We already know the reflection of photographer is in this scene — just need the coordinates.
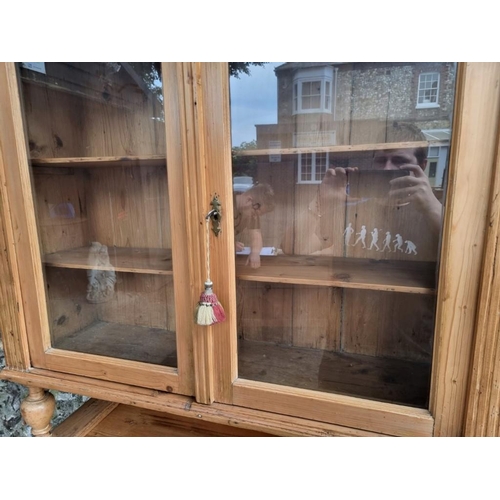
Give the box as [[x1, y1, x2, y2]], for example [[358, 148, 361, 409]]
[[234, 182, 275, 268], [282, 124, 443, 256], [372, 148, 442, 236]]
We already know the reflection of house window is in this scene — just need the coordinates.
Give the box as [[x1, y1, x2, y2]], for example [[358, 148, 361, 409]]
[[293, 67, 334, 115], [425, 145, 448, 188], [417, 72, 440, 108], [422, 130, 450, 189], [427, 147, 439, 179], [298, 153, 328, 183]]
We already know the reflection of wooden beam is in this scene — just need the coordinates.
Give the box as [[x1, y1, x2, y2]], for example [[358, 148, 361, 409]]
[[120, 62, 152, 96], [21, 75, 133, 110], [120, 62, 163, 108]]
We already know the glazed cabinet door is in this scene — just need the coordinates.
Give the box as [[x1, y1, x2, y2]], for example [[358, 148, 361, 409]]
[[208, 62, 500, 436], [1, 62, 195, 395], [3, 62, 499, 435]]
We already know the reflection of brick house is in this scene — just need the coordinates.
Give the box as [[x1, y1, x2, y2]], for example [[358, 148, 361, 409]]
[[238, 62, 456, 253], [256, 62, 456, 188]]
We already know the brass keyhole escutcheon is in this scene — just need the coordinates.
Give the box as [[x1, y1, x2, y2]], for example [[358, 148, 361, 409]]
[[206, 194, 222, 237]]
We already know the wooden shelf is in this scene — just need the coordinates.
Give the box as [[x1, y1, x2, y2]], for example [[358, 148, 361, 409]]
[[238, 340, 431, 408], [31, 155, 166, 168], [54, 401, 273, 437], [234, 140, 435, 157], [28, 140, 435, 166], [54, 321, 177, 367], [236, 255, 436, 294], [43, 246, 172, 275], [44, 247, 434, 293], [52, 320, 430, 408]]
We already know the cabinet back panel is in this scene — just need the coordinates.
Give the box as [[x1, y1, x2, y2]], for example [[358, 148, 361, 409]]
[[45, 267, 98, 343], [34, 170, 90, 254], [97, 273, 175, 331], [342, 289, 435, 362], [86, 166, 171, 249], [237, 282, 432, 362], [237, 281, 294, 344], [45, 268, 176, 362], [20, 63, 166, 158], [237, 282, 342, 352]]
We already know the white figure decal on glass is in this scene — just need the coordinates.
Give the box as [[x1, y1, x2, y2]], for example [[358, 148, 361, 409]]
[[369, 228, 380, 251], [354, 225, 367, 248], [380, 231, 392, 252], [405, 240, 418, 255], [393, 233, 404, 252], [343, 222, 355, 246]]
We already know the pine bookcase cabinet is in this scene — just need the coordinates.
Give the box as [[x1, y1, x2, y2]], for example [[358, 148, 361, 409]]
[[1, 62, 500, 437]]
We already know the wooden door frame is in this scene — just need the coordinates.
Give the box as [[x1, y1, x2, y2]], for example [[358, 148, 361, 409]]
[[0, 62, 193, 396], [430, 63, 500, 436], [464, 88, 500, 437], [210, 62, 500, 436]]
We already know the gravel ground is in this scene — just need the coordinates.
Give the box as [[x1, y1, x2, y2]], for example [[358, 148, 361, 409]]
[[0, 338, 89, 437]]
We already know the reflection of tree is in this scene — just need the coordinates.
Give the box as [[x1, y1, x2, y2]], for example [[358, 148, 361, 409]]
[[124, 62, 267, 126], [129, 62, 265, 103], [131, 62, 265, 92], [129, 62, 163, 102], [229, 63, 266, 78], [232, 140, 258, 177]]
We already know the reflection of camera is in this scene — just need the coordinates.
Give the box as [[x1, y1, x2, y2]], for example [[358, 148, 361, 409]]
[[347, 170, 409, 198]]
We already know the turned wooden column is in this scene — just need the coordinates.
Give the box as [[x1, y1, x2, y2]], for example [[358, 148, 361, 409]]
[[20, 387, 56, 437]]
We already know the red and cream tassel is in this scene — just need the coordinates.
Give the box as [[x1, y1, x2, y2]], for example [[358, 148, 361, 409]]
[[196, 280, 226, 325], [195, 212, 226, 326]]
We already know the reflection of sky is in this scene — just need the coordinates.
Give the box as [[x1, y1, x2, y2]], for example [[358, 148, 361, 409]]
[[230, 62, 284, 147]]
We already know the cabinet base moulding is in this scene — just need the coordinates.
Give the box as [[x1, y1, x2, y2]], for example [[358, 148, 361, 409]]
[[0, 367, 388, 437]]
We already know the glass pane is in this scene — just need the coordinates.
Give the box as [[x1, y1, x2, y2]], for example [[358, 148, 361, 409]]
[[230, 62, 457, 408], [18, 62, 177, 367]]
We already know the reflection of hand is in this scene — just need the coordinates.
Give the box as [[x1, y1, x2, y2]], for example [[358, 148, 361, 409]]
[[389, 164, 443, 236], [319, 167, 358, 208], [235, 241, 245, 252], [246, 253, 261, 269], [389, 165, 440, 213]]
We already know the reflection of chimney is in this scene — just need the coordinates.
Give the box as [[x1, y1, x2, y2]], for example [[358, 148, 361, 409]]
[[384, 91, 391, 143], [333, 67, 338, 121]]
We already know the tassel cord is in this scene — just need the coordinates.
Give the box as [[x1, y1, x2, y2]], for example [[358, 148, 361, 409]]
[[205, 216, 211, 284]]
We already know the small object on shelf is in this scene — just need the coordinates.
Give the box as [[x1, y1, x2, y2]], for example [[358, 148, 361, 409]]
[[86, 241, 116, 304], [236, 246, 277, 256], [233, 176, 253, 193]]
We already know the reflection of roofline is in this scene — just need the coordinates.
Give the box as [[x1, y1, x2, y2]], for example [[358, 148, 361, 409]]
[[274, 62, 428, 73], [422, 129, 451, 142], [274, 62, 342, 72]]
